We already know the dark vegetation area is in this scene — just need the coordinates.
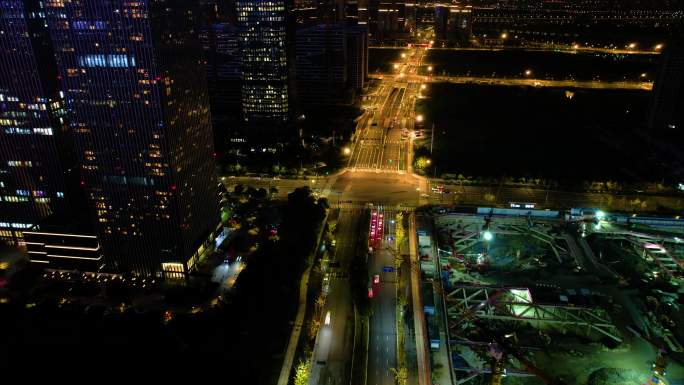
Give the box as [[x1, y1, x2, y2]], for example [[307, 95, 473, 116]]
[[0, 187, 327, 384]]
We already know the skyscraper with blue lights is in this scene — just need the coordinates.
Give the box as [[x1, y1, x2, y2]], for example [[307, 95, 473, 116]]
[[0, 0, 70, 246], [43, 0, 219, 277]]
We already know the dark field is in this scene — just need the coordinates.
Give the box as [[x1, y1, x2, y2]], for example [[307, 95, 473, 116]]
[[415, 83, 671, 184], [370, 48, 658, 82]]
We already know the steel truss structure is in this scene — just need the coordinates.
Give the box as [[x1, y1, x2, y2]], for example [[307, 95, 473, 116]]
[[445, 285, 622, 343]]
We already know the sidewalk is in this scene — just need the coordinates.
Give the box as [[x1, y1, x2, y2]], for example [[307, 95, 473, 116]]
[[276, 266, 311, 385]]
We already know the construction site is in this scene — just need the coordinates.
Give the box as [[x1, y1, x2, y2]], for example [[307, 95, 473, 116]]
[[417, 207, 684, 385]]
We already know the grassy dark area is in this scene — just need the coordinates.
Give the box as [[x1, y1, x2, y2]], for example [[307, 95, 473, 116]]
[[217, 105, 360, 177], [0, 188, 327, 383], [415, 83, 675, 185], [423, 49, 658, 81], [369, 48, 407, 74]]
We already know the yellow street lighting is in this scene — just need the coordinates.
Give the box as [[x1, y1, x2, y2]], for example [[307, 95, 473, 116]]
[[401, 53, 406, 58], [640, 73, 648, 78], [628, 42, 637, 49], [416, 115, 423, 122], [427, 66, 433, 72], [501, 32, 508, 39], [343, 147, 351, 155], [393, 63, 399, 69], [429, 40, 434, 45], [573, 43, 580, 49], [426, 159, 431, 165], [420, 84, 427, 90], [655, 43, 664, 51], [525, 69, 532, 76]]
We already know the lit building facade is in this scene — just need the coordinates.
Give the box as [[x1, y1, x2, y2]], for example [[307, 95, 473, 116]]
[[44, 0, 219, 277], [0, 0, 70, 245], [236, 0, 289, 124]]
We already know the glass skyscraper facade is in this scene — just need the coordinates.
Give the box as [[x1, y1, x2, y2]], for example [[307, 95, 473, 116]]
[[43, 0, 219, 277], [0, 1, 69, 245], [237, 0, 289, 123]]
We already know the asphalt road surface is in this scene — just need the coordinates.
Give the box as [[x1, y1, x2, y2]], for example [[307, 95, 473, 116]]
[[309, 209, 363, 385], [368, 208, 399, 385], [349, 47, 426, 172]]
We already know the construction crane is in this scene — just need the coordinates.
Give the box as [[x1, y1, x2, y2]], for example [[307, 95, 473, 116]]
[[451, 289, 565, 385]]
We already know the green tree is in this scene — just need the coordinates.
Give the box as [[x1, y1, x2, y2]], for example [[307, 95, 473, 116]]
[[294, 359, 310, 385]]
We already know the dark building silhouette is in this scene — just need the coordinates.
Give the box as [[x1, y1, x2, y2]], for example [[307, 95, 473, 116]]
[[435, 4, 472, 46], [44, 0, 219, 277], [648, 40, 684, 137], [200, 22, 242, 114]]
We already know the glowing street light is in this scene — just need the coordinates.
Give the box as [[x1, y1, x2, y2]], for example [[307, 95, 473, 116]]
[[401, 53, 406, 58], [416, 114, 423, 122], [500, 32, 508, 39], [426, 159, 431, 165], [427, 66, 433, 72], [655, 43, 664, 51], [573, 43, 580, 49], [420, 84, 427, 90], [628, 42, 637, 49], [525, 69, 533, 76], [393, 63, 399, 69], [483, 230, 493, 241], [343, 147, 351, 155], [640, 73, 648, 78]]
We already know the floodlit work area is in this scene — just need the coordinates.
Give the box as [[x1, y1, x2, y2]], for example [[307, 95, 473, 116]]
[[418, 207, 684, 385]]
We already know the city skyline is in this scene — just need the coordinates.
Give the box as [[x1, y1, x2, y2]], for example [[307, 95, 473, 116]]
[[0, 0, 683, 383]]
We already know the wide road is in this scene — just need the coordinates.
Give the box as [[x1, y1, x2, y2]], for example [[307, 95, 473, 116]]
[[349, 46, 426, 172], [368, 208, 399, 385], [309, 209, 363, 385], [369, 73, 653, 91], [371, 44, 662, 56]]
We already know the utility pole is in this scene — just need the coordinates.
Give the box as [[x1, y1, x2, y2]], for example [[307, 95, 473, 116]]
[[430, 123, 435, 154]]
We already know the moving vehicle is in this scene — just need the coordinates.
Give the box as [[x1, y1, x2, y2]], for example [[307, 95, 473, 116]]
[[373, 274, 380, 284], [324, 311, 331, 325]]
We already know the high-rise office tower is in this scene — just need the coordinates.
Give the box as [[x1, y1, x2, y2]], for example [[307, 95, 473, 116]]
[[44, 0, 219, 277], [0, 1, 70, 245], [200, 22, 242, 114], [295, 24, 367, 106], [346, 25, 368, 91], [648, 40, 684, 136], [296, 24, 349, 105], [237, 0, 289, 124]]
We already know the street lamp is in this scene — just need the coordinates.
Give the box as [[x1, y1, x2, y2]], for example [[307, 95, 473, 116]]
[[500, 32, 508, 40], [401, 53, 406, 58], [483, 230, 493, 241], [427, 66, 433, 72], [628, 42, 637, 49], [420, 84, 427, 90], [524, 69, 532, 76], [640, 73, 648, 79], [343, 147, 351, 155], [394, 63, 399, 69], [573, 43, 580, 49], [655, 43, 664, 51], [416, 114, 423, 122], [426, 159, 431, 165]]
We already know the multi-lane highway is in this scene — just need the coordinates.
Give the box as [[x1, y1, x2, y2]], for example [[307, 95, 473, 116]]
[[369, 73, 653, 91], [348, 47, 426, 172], [309, 210, 363, 385], [368, 208, 399, 385]]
